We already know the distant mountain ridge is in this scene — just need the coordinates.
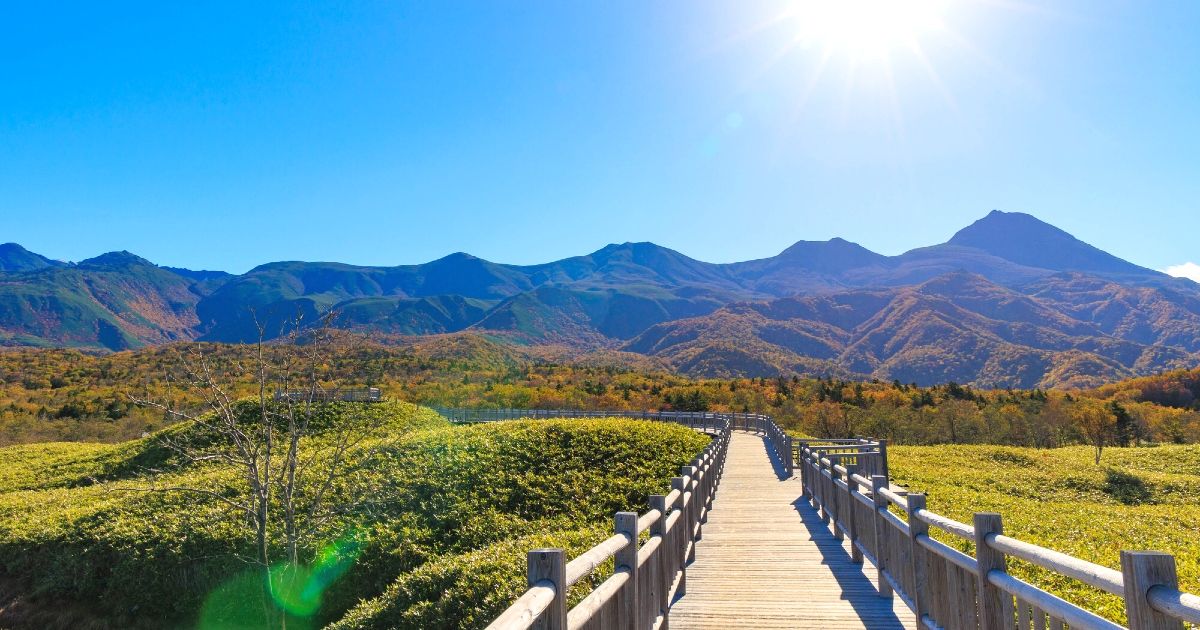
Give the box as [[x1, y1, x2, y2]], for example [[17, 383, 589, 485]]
[[1, 211, 1196, 387], [0, 243, 64, 273]]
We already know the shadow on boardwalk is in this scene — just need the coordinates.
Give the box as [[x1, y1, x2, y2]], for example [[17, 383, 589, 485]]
[[762, 432, 792, 480], [669, 433, 914, 629], [774, 436, 911, 629]]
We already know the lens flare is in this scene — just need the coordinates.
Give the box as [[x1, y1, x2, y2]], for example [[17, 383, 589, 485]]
[[198, 534, 363, 629]]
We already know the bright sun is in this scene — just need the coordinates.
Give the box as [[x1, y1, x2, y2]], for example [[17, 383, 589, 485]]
[[786, 0, 948, 59]]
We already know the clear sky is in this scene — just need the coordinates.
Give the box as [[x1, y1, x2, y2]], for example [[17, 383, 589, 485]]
[[1, 1, 1197, 276]]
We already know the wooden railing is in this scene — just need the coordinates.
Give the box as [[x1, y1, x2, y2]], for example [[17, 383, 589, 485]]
[[484, 412, 732, 630], [434, 408, 733, 433], [434, 408, 793, 475], [798, 441, 1200, 630], [273, 387, 381, 403]]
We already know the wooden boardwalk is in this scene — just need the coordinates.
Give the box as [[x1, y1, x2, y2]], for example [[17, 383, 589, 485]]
[[669, 432, 916, 629], [483, 411, 1200, 630]]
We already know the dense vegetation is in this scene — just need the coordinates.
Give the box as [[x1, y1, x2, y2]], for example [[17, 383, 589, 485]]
[[0, 404, 709, 629], [3, 340, 1200, 627], [890, 443, 1200, 623], [3, 343, 1199, 450]]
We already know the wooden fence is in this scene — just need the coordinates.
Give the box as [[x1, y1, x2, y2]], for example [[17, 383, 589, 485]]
[[273, 387, 382, 403], [798, 440, 1200, 630], [433, 407, 792, 472], [471, 410, 740, 630]]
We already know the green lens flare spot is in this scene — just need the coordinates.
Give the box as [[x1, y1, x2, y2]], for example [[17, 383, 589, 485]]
[[268, 563, 321, 617]]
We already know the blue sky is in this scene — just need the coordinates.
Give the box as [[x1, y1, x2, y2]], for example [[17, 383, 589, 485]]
[[1, 1, 1197, 276]]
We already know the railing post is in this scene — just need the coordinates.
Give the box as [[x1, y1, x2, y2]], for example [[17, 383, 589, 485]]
[[830, 459, 843, 540], [799, 441, 810, 500], [615, 512, 639, 630], [906, 493, 929, 627], [846, 462, 862, 564], [671, 476, 687, 597], [785, 435, 794, 475], [649, 494, 668, 625], [528, 548, 566, 630], [1121, 551, 1183, 630], [821, 453, 832, 522], [871, 475, 893, 598], [878, 438, 890, 482], [974, 513, 1008, 630], [682, 465, 699, 555]]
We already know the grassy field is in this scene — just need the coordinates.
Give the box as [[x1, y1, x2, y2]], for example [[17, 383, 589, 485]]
[[0, 405, 710, 629], [890, 443, 1200, 622]]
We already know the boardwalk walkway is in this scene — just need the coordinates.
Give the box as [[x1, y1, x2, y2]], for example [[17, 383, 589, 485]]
[[669, 432, 916, 629]]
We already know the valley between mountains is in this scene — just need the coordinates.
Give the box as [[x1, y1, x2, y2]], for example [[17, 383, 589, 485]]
[[3, 210, 1198, 388]]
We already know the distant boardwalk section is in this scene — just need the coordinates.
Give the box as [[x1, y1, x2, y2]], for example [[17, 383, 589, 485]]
[[273, 387, 382, 403]]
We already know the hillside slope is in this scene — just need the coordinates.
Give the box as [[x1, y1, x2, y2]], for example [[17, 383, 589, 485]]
[[0, 211, 1196, 384], [626, 272, 1199, 388], [0, 253, 206, 350]]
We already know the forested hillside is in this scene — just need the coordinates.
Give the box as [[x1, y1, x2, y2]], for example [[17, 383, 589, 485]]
[[2, 342, 1198, 449], [2, 211, 1199, 386]]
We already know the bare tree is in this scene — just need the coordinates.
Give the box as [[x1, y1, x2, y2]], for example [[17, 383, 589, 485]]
[[125, 312, 395, 594]]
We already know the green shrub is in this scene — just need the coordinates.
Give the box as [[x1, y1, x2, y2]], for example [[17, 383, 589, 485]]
[[0, 411, 709, 629], [328, 527, 609, 630]]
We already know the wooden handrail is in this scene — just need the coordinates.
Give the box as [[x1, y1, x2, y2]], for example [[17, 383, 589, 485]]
[[797, 440, 1200, 629], [274, 387, 382, 402], [565, 533, 631, 587], [988, 571, 1125, 630], [1147, 586, 1200, 625], [489, 583, 557, 628], [485, 412, 733, 630], [988, 533, 1126, 595]]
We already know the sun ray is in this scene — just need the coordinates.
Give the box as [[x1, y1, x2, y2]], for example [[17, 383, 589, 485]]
[[700, 7, 803, 60], [902, 35, 960, 115]]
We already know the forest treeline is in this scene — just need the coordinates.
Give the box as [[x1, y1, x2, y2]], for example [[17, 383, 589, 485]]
[[1, 343, 1199, 449]]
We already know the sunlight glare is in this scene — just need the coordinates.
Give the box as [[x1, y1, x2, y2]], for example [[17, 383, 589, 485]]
[[787, 0, 948, 59]]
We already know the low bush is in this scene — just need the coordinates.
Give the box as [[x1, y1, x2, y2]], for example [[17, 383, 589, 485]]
[[0, 408, 709, 629]]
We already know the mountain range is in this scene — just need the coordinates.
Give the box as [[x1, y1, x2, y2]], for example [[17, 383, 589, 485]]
[[2, 210, 1197, 388]]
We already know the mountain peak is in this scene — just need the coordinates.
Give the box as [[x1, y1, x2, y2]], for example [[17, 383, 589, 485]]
[[592, 241, 667, 256], [0, 243, 61, 273], [438, 251, 477, 260], [78, 251, 154, 269], [587, 242, 696, 266], [949, 210, 1066, 243], [426, 252, 485, 267], [946, 210, 1154, 276], [774, 237, 887, 273]]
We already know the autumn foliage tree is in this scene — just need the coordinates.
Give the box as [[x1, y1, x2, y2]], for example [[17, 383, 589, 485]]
[[1070, 399, 1116, 464]]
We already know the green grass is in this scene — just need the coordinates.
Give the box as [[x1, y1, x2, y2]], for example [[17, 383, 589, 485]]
[[890, 444, 1200, 622], [0, 405, 710, 629]]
